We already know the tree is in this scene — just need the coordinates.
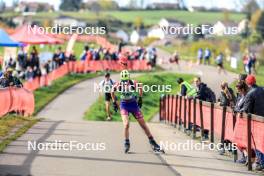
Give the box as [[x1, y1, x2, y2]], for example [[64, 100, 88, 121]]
[[98, 0, 118, 10], [255, 11, 264, 38], [60, 0, 82, 11], [134, 16, 143, 31], [129, 0, 137, 9], [242, 0, 260, 20], [251, 9, 262, 30], [0, 0, 6, 12], [223, 10, 230, 22], [90, 2, 101, 16]]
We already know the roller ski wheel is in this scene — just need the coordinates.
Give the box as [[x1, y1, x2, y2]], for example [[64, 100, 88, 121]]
[[124, 142, 130, 154], [150, 140, 165, 154]]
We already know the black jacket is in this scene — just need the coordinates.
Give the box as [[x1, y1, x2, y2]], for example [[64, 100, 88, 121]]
[[218, 87, 236, 107], [243, 85, 264, 116], [196, 83, 207, 101]]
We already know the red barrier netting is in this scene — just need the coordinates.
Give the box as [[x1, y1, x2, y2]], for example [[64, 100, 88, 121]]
[[0, 88, 34, 117], [233, 117, 264, 154], [161, 96, 264, 155], [2, 60, 151, 117]]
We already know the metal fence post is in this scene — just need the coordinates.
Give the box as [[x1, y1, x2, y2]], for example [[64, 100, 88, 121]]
[[210, 102, 214, 143], [192, 98, 197, 139], [188, 98, 191, 131], [247, 113, 252, 171], [199, 100, 204, 140], [159, 96, 162, 121], [183, 98, 187, 132], [175, 95, 178, 128], [178, 96, 182, 130], [220, 106, 227, 153]]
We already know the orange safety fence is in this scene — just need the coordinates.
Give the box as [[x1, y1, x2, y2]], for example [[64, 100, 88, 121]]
[[1, 59, 151, 117], [160, 95, 264, 155], [0, 87, 34, 116]]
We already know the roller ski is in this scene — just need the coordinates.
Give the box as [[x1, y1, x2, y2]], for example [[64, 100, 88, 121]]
[[150, 139, 165, 154], [124, 140, 130, 154]]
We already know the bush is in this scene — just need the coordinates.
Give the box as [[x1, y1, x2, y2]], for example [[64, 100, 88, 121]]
[[249, 31, 263, 44]]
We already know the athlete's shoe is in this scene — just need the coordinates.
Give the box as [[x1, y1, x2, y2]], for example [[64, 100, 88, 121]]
[[124, 140, 130, 153], [149, 139, 165, 153]]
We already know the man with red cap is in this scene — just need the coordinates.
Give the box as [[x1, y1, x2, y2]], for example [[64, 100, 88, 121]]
[[244, 74, 264, 171], [244, 74, 264, 116]]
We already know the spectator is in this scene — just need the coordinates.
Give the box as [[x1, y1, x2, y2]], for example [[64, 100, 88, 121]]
[[80, 45, 89, 61], [215, 52, 226, 74], [177, 78, 197, 97], [239, 74, 247, 82], [231, 81, 249, 161], [53, 47, 65, 67], [197, 48, 203, 65], [194, 77, 216, 103], [193, 77, 216, 140], [17, 46, 27, 70], [234, 81, 249, 113], [93, 49, 100, 60], [170, 51, 180, 65], [99, 72, 115, 121], [58, 47, 65, 65], [30, 46, 39, 68], [243, 75, 264, 171], [25, 66, 34, 81], [33, 66, 41, 78], [0, 68, 23, 88], [243, 75, 264, 116], [204, 48, 211, 65], [250, 53, 257, 74], [6, 57, 16, 70], [218, 82, 236, 107]]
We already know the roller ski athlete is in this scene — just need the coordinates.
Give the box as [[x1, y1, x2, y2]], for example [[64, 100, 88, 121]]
[[111, 70, 164, 154]]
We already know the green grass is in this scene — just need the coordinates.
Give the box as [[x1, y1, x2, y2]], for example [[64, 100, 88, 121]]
[[104, 10, 245, 26], [84, 72, 194, 122], [0, 71, 102, 152], [0, 115, 38, 152], [1, 10, 245, 26], [34, 72, 101, 114]]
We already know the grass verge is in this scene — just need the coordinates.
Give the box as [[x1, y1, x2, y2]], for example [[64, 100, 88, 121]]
[[0, 72, 102, 152], [84, 72, 194, 122], [0, 115, 39, 152]]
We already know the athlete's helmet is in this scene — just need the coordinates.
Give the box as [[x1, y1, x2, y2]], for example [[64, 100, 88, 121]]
[[120, 70, 130, 81]]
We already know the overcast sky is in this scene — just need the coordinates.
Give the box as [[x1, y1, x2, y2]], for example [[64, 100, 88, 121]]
[[1, 0, 264, 10]]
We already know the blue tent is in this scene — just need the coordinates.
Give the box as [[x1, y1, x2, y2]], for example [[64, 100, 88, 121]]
[[0, 29, 24, 47]]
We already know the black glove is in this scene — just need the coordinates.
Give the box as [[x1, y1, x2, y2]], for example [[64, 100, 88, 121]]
[[138, 97, 143, 108], [113, 101, 118, 112]]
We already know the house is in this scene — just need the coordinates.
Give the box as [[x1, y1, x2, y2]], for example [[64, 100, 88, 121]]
[[17, 2, 54, 12], [238, 19, 248, 33], [147, 26, 165, 39], [159, 18, 185, 29], [147, 2, 179, 9], [212, 21, 238, 36], [12, 16, 25, 26], [115, 30, 129, 42], [53, 16, 86, 27], [130, 29, 147, 45], [158, 18, 186, 38]]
